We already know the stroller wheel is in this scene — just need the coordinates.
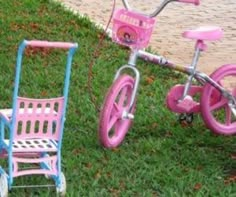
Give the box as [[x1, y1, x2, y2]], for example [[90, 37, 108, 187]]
[[0, 172, 8, 197], [56, 172, 66, 196]]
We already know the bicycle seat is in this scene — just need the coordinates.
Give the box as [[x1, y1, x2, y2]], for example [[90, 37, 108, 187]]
[[182, 26, 223, 41]]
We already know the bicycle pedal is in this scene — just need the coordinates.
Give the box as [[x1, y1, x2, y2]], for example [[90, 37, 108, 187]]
[[177, 96, 199, 113]]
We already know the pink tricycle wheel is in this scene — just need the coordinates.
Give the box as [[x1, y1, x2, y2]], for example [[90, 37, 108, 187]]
[[99, 75, 135, 148], [201, 64, 236, 135]]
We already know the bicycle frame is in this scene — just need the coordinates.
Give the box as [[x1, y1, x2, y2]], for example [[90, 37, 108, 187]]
[[114, 47, 236, 116]]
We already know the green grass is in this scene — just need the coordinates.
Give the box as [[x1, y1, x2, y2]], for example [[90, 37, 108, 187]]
[[0, 0, 235, 196]]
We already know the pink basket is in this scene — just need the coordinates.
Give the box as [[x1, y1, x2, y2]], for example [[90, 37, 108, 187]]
[[112, 9, 156, 49]]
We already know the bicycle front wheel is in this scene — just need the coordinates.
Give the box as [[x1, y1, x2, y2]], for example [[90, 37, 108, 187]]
[[99, 75, 136, 148], [201, 64, 236, 135]]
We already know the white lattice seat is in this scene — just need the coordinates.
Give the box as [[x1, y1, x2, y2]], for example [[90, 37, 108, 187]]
[[3, 139, 58, 152]]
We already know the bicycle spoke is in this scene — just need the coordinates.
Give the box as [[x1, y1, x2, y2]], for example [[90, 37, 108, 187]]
[[108, 103, 122, 131], [210, 97, 228, 111], [112, 102, 120, 113], [118, 87, 128, 107], [107, 116, 119, 132], [225, 106, 232, 126]]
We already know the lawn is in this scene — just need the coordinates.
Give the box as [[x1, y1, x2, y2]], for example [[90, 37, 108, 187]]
[[0, 0, 235, 196]]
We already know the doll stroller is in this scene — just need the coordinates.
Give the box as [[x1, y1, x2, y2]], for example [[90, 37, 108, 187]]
[[0, 40, 78, 196]]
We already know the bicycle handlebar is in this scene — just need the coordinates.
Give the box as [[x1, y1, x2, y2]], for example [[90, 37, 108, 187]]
[[24, 40, 78, 49], [177, 0, 200, 5], [122, 0, 200, 17]]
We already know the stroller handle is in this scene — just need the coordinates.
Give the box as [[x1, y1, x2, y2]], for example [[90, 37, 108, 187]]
[[24, 40, 78, 49]]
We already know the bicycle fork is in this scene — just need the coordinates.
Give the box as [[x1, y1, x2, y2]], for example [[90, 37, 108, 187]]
[[114, 50, 140, 120]]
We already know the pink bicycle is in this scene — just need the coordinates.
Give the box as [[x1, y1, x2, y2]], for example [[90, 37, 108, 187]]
[[99, 0, 236, 148]]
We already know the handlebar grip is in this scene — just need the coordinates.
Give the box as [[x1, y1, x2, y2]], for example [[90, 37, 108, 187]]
[[177, 0, 200, 5], [24, 40, 78, 49]]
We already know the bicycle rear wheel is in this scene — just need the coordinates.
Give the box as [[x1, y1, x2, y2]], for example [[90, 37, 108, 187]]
[[201, 64, 236, 135], [99, 75, 135, 148]]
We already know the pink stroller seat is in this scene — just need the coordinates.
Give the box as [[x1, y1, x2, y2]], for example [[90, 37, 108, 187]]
[[0, 97, 64, 153]]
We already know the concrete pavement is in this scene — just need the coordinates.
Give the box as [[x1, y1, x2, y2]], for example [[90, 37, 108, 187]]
[[55, 0, 236, 74]]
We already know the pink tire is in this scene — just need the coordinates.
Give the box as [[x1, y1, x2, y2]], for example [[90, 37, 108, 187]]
[[201, 64, 236, 135], [99, 75, 135, 148]]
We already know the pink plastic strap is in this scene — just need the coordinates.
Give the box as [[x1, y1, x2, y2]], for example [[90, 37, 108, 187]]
[[25, 40, 77, 49], [177, 0, 200, 5]]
